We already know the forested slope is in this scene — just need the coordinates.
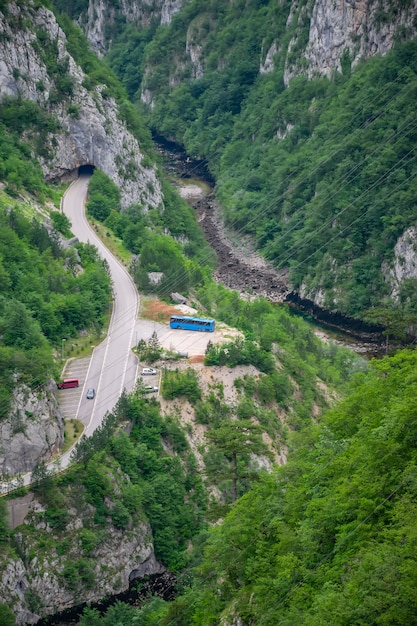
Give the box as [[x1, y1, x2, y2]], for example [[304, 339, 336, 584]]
[[1, 1, 417, 624], [102, 0, 417, 326], [174, 348, 417, 625], [0, 193, 111, 422], [71, 347, 417, 625]]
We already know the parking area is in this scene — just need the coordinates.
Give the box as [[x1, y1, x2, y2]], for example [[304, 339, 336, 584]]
[[57, 357, 91, 420], [57, 320, 239, 419], [137, 320, 237, 357]]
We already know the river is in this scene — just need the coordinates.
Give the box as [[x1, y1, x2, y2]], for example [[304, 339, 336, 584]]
[[37, 572, 176, 625], [35, 138, 385, 626], [154, 135, 386, 357]]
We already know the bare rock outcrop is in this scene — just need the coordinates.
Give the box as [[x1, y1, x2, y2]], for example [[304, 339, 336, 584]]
[[0, 1, 163, 210], [386, 225, 417, 298], [0, 382, 64, 477], [284, 0, 417, 84], [0, 501, 165, 625], [80, 0, 184, 55]]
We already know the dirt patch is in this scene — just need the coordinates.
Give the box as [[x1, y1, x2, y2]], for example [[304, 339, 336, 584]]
[[189, 355, 205, 363], [158, 361, 288, 472], [141, 298, 183, 322]]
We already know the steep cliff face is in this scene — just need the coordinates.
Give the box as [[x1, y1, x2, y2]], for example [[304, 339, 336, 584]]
[[138, 0, 417, 99], [1, 494, 164, 625], [80, 0, 185, 55], [313, 0, 417, 72], [282, 0, 417, 84], [387, 226, 417, 298], [0, 382, 64, 478], [0, 1, 163, 210]]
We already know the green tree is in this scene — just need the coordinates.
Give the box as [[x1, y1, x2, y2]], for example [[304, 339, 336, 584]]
[[0, 498, 9, 542], [161, 368, 201, 403], [137, 234, 189, 295], [78, 607, 101, 626], [88, 169, 121, 208], [147, 331, 162, 362], [0, 604, 16, 626], [111, 501, 131, 529], [50, 211, 72, 237], [365, 304, 416, 352], [87, 193, 113, 222], [0, 300, 47, 350], [206, 419, 269, 503], [31, 461, 54, 495]]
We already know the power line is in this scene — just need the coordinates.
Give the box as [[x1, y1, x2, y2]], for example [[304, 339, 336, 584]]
[[148, 75, 417, 300]]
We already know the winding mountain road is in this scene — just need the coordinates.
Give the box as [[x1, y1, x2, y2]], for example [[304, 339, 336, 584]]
[[55, 176, 140, 470]]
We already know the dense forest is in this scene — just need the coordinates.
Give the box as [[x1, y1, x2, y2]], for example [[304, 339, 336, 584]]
[[1, 0, 417, 624], [0, 192, 112, 421], [68, 347, 417, 625], [103, 0, 417, 326]]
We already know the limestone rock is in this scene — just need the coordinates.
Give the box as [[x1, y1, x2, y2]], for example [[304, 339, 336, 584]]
[[78, 0, 185, 55], [0, 1, 163, 210], [284, 0, 417, 84], [386, 225, 417, 298], [0, 382, 64, 476], [0, 506, 165, 625]]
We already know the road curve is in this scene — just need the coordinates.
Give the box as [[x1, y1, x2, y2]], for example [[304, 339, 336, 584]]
[[57, 176, 139, 465], [15, 176, 139, 486]]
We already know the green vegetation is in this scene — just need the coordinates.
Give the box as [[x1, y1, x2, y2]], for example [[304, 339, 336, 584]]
[[136, 332, 163, 363], [200, 288, 366, 395], [54, 11, 155, 153], [166, 348, 417, 624], [205, 336, 275, 373], [0, 98, 57, 197], [161, 367, 201, 403], [32, 27, 74, 103], [0, 604, 16, 626], [50, 211, 72, 238], [206, 418, 270, 504], [10, 392, 207, 577], [0, 499, 9, 544], [106, 22, 159, 100], [2, 3, 417, 624], [86, 169, 121, 221], [72, 346, 417, 625], [105, 0, 417, 322], [0, 198, 111, 418], [86, 168, 215, 295]]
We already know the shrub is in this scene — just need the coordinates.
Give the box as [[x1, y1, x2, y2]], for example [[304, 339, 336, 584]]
[[161, 368, 201, 403]]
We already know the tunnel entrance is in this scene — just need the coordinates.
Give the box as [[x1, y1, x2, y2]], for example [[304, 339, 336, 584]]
[[78, 164, 95, 176]]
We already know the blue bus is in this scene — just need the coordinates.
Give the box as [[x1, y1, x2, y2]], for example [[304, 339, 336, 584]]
[[170, 315, 215, 332]]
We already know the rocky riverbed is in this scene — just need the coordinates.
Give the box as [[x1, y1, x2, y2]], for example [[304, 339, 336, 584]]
[[194, 193, 291, 303], [175, 181, 386, 356], [155, 136, 386, 354]]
